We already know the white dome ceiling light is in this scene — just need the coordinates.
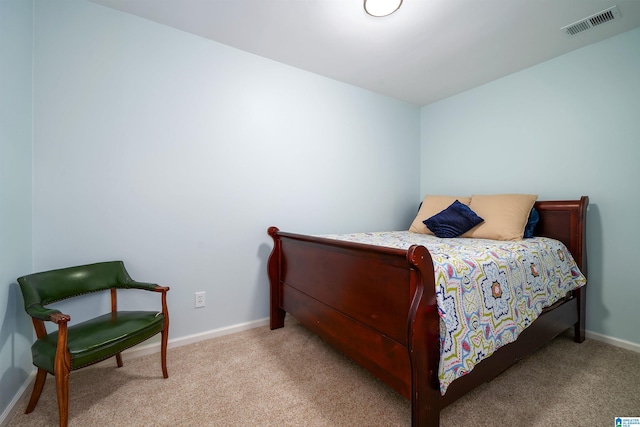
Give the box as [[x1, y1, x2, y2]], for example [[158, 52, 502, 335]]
[[364, 0, 403, 17]]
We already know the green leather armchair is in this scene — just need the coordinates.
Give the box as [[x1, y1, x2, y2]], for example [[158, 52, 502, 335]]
[[18, 261, 170, 427]]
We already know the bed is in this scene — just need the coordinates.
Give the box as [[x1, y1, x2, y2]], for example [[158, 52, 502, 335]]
[[267, 196, 588, 426]]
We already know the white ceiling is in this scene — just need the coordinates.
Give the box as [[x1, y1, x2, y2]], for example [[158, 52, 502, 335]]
[[88, 0, 640, 106]]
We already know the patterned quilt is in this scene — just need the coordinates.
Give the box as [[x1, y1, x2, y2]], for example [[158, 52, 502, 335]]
[[319, 231, 587, 395]]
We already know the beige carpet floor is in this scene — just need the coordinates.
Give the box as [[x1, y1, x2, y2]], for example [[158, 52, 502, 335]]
[[7, 319, 640, 426]]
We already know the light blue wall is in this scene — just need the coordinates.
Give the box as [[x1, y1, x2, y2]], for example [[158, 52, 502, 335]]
[[32, 0, 420, 338], [420, 28, 640, 345], [0, 0, 35, 417]]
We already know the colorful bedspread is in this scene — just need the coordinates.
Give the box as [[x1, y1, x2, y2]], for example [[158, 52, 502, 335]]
[[319, 231, 587, 395]]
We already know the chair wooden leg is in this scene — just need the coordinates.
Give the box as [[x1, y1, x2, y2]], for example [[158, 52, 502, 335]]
[[54, 321, 71, 427], [25, 368, 48, 414], [115, 352, 123, 367], [55, 368, 70, 427], [161, 328, 169, 378]]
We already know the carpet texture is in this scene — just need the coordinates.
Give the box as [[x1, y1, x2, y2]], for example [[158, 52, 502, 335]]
[[7, 319, 640, 426]]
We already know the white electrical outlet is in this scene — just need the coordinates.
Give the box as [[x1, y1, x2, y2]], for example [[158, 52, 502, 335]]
[[195, 291, 206, 308]]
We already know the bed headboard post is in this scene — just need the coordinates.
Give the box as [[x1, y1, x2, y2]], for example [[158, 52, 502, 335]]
[[534, 196, 589, 277]]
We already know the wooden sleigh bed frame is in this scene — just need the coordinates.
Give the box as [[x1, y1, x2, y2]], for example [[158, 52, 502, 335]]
[[267, 196, 588, 426]]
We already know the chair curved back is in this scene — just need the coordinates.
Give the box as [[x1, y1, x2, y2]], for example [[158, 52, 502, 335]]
[[19, 261, 132, 308]]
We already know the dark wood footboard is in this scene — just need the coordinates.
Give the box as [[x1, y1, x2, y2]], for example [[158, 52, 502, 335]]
[[267, 196, 588, 426], [267, 227, 441, 424]]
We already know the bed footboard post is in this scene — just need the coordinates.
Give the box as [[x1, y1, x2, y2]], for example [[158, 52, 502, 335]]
[[268, 227, 286, 329], [407, 246, 441, 427]]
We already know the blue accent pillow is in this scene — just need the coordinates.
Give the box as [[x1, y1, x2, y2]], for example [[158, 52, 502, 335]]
[[423, 200, 484, 238], [524, 207, 539, 238]]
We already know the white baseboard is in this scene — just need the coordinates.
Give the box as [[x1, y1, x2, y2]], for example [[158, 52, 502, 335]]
[[585, 330, 640, 353], [0, 317, 269, 427], [0, 370, 36, 427], [112, 317, 270, 362]]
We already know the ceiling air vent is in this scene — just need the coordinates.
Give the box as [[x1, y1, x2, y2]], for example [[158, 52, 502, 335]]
[[562, 5, 621, 36]]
